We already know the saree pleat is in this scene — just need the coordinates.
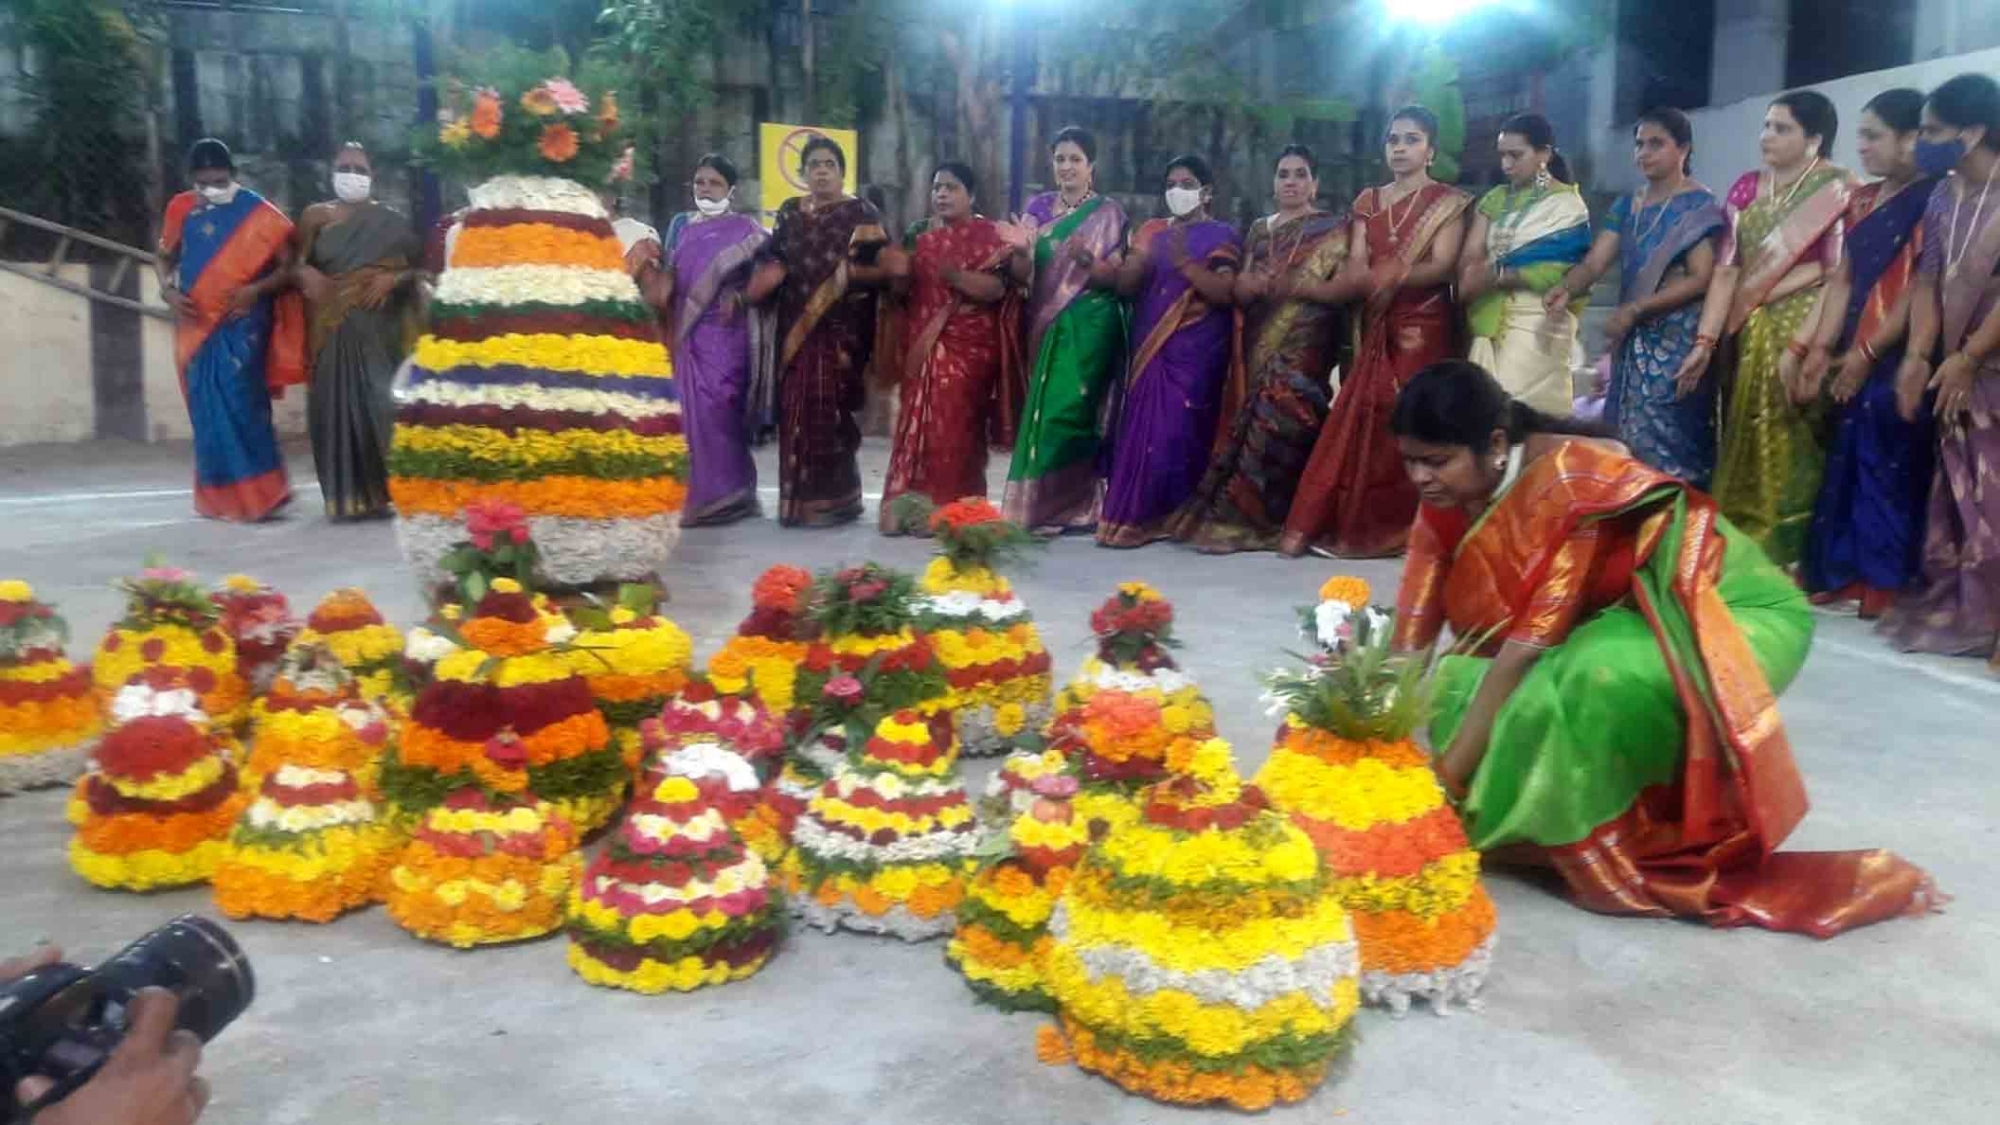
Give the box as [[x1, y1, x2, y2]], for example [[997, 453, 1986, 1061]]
[[305, 203, 416, 520], [669, 212, 770, 526]]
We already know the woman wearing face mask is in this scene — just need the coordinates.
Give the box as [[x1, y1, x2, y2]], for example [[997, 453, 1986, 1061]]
[[1680, 90, 1853, 569], [1391, 360, 1936, 936], [294, 142, 423, 521], [1881, 73, 2000, 667], [153, 137, 305, 521], [1173, 144, 1361, 554], [877, 162, 1020, 529], [653, 154, 773, 527], [998, 126, 1128, 535], [1798, 90, 1937, 618], [746, 136, 889, 527], [1282, 106, 1470, 558], [1094, 155, 1241, 548], [1548, 108, 1723, 487]]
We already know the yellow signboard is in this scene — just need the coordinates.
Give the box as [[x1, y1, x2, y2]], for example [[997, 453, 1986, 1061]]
[[758, 122, 860, 217]]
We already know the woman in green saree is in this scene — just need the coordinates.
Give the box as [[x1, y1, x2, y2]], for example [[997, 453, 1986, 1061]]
[[1390, 360, 1936, 937], [999, 127, 1128, 534]]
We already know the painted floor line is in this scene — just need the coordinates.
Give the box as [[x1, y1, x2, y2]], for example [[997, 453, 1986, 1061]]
[[1814, 631, 2000, 698], [0, 482, 323, 507]]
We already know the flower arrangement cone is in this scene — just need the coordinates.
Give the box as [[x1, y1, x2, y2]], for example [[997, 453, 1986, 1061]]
[[1255, 577, 1495, 1014], [70, 675, 247, 891], [211, 574, 299, 696], [0, 580, 100, 792], [1041, 738, 1360, 1112], [213, 643, 399, 922], [902, 498, 1054, 758], [781, 709, 979, 941], [566, 744, 781, 992], [93, 564, 248, 730], [947, 767, 1087, 1012], [788, 563, 952, 787], [293, 589, 408, 714], [640, 682, 788, 863], [382, 578, 621, 833], [563, 585, 693, 776], [392, 64, 682, 591], [706, 565, 816, 717]]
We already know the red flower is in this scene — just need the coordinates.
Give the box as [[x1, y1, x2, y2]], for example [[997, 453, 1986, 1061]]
[[848, 579, 887, 603], [465, 500, 530, 552], [483, 730, 528, 770], [824, 675, 863, 705]]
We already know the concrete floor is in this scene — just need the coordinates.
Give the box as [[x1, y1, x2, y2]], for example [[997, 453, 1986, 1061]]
[[2, 438, 1995, 1125]]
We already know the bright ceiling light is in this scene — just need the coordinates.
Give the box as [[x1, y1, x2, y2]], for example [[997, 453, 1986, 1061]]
[[1382, 0, 1505, 26]]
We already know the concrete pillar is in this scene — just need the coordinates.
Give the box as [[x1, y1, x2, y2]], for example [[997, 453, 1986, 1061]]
[[1710, 0, 1789, 106]]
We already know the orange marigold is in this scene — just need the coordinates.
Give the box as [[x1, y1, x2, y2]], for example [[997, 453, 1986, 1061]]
[[519, 86, 559, 118], [1035, 1024, 1073, 1066], [538, 123, 580, 163], [470, 89, 503, 139], [1318, 575, 1372, 606]]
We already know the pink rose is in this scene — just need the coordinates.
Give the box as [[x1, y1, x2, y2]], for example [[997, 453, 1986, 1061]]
[[465, 501, 529, 552], [824, 675, 864, 705]]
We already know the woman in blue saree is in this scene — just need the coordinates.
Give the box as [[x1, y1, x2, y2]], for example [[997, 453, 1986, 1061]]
[[154, 138, 304, 522], [1548, 108, 1724, 486]]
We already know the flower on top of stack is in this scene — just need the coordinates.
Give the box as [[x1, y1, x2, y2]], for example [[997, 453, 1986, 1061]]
[[383, 577, 622, 832], [213, 642, 398, 922], [211, 575, 298, 696], [564, 583, 694, 776], [566, 743, 781, 993], [948, 765, 1087, 1012], [980, 745, 1073, 825], [902, 497, 1054, 758], [0, 580, 100, 793], [1041, 738, 1360, 1112], [293, 589, 408, 713], [639, 682, 787, 862], [94, 564, 248, 730], [1257, 576, 1494, 1014], [393, 65, 684, 592], [781, 709, 979, 941], [705, 565, 816, 716], [70, 673, 247, 891]]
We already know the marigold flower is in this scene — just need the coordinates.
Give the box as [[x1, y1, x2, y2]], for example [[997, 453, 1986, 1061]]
[[1318, 575, 1372, 607], [536, 123, 580, 163], [470, 88, 503, 138]]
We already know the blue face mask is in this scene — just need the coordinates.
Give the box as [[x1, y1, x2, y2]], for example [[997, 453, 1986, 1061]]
[[1914, 136, 1967, 178]]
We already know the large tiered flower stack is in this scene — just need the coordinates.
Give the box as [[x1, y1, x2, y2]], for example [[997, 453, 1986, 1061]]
[[394, 63, 683, 591], [706, 565, 816, 717], [567, 742, 781, 993], [1256, 577, 1495, 1014], [384, 578, 622, 833], [947, 767, 1087, 1011], [293, 589, 408, 714], [70, 675, 247, 891], [1041, 738, 1360, 1112], [782, 709, 979, 940], [213, 643, 398, 922], [93, 565, 248, 731], [639, 683, 788, 862], [211, 575, 298, 696], [564, 586, 695, 777], [0, 581, 100, 792], [1046, 584, 1217, 833], [907, 498, 1053, 757]]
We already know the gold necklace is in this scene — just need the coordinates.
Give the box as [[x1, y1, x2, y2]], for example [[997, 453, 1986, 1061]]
[[1629, 176, 1688, 247], [1946, 157, 2000, 280], [1764, 156, 1821, 212], [1382, 180, 1426, 249]]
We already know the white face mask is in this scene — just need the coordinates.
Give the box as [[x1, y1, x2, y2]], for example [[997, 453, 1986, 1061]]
[[694, 194, 731, 217], [332, 172, 372, 204], [197, 182, 239, 206], [1164, 185, 1204, 217]]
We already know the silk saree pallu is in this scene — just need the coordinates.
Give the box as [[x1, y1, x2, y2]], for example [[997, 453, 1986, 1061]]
[[668, 211, 772, 526], [305, 202, 420, 520], [1604, 188, 1725, 487], [1467, 182, 1591, 416]]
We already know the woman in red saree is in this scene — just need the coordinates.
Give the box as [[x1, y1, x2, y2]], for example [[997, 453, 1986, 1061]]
[[1392, 360, 1937, 937], [878, 162, 1020, 529], [748, 136, 889, 527], [1282, 107, 1469, 559]]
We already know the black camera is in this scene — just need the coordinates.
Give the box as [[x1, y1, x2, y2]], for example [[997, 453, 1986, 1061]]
[[0, 915, 253, 1123]]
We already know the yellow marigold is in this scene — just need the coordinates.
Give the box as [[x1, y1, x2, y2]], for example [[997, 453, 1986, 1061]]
[[1318, 575, 1372, 607], [519, 86, 559, 118], [0, 579, 35, 603], [993, 703, 1027, 737], [440, 119, 473, 149], [1117, 581, 1163, 602]]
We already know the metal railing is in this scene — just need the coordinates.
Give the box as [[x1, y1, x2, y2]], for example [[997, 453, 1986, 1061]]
[[0, 206, 169, 320]]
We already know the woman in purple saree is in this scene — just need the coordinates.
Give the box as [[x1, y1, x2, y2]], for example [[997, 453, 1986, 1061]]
[[1098, 155, 1241, 547]]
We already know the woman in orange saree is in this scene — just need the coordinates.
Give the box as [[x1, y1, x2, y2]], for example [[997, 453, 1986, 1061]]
[[1392, 360, 1937, 937], [1282, 107, 1468, 559]]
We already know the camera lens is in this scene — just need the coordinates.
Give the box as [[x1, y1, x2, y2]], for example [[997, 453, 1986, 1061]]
[[95, 916, 253, 1042]]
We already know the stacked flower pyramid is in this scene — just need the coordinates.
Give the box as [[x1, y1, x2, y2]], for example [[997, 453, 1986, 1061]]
[[640, 684, 788, 862], [706, 565, 815, 717], [294, 589, 408, 713], [93, 565, 248, 731], [1256, 577, 1495, 1013], [908, 498, 1054, 757], [782, 709, 979, 940], [211, 574, 299, 695], [0, 581, 100, 792], [1041, 738, 1360, 1111], [70, 675, 247, 890], [947, 768, 1087, 1011], [789, 563, 951, 784], [384, 578, 621, 833], [394, 68, 683, 591], [567, 742, 781, 992], [565, 586, 695, 776], [213, 644, 398, 922]]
